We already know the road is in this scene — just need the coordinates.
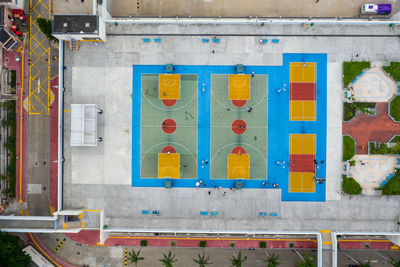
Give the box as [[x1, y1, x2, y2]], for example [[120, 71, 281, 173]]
[[26, 0, 58, 215]]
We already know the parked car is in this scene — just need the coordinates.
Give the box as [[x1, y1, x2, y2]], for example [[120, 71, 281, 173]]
[[361, 4, 391, 14]]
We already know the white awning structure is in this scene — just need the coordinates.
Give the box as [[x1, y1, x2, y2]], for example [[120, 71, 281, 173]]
[[70, 104, 98, 146]]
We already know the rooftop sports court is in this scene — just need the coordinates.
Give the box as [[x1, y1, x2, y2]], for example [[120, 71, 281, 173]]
[[132, 53, 327, 201]]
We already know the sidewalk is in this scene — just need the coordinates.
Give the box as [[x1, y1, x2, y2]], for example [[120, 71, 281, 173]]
[[10, 34, 29, 206]]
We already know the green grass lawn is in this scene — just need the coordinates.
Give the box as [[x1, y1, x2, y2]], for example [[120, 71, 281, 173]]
[[382, 169, 400, 195], [343, 135, 356, 161], [342, 175, 362, 195], [343, 62, 370, 87], [390, 96, 400, 122], [383, 62, 400, 82]]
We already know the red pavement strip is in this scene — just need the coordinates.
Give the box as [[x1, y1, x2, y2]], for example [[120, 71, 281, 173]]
[[338, 239, 398, 250], [104, 236, 318, 249], [342, 102, 400, 154], [290, 83, 316, 101], [50, 76, 59, 212], [65, 230, 100, 246], [61, 229, 318, 249], [27, 233, 76, 267]]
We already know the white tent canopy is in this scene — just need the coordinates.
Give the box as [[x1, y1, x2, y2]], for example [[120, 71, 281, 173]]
[[70, 104, 98, 146]]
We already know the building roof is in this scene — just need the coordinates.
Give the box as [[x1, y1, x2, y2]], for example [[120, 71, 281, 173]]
[[52, 15, 98, 34]]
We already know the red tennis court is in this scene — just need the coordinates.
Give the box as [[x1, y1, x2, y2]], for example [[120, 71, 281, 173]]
[[289, 154, 315, 172], [290, 83, 316, 101]]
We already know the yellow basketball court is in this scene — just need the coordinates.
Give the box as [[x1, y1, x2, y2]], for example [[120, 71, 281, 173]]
[[158, 153, 180, 179], [290, 62, 316, 83], [289, 134, 316, 155], [228, 74, 251, 100], [227, 154, 250, 179], [158, 74, 181, 100], [289, 172, 315, 192], [290, 100, 316, 121]]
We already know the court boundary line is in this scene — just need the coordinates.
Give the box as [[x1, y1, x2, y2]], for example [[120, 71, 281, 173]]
[[140, 141, 197, 179], [210, 74, 268, 112], [141, 74, 198, 112], [210, 142, 267, 180], [289, 62, 317, 121]]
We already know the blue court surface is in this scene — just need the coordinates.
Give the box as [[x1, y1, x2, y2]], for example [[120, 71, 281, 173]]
[[132, 53, 327, 202]]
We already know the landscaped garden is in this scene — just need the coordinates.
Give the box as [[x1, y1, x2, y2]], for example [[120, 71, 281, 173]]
[[390, 96, 400, 122], [343, 61, 371, 87], [343, 102, 376, 121], [382, 169, 400, 195], [1, 101, 17, 197], [383, 62, 400, 82], [369, 141, 400, 155], [342, 175, 362, 195], [343, 135, 356, 161]]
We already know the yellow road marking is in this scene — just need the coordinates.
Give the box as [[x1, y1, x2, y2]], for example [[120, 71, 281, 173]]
[[319, 230, 331, 233], [80, 39, 104, 42], [47, 48, 50, 110], [83, 209, 102, 212], [31, 48, 48, 66], [31, 34, 47, 52], [29, 233, 62, 267], [19, 34, 27, 207]]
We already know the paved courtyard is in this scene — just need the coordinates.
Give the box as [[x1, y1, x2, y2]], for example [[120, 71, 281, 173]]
[[61, 28, 400, 234], [343, 102, 400, 155], [348, 155, 397, 194], [351, 66, 397, 103]]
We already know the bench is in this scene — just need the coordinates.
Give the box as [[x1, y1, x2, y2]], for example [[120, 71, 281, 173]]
[[142, 38, 151, 43], [154, 38, 162, 43], [271, 39, 280, 43], [200, 211, 208, 216], [202, 38, 209, 43], [141, 210, 149, 215], [212, 38, 221, 43], [270, 212, 278, 217]]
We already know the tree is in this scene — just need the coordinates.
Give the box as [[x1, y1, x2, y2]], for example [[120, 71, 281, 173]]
[[36, 18, 58, 43], [230, 251, 247, 267], [0, 231, 31, 267], [296, 253, 315, 267], [159, 251, 177, 267], [389, 257, 400, 267], [127, 249, 144, 267], [193, 252, 213, 266], [263, 253, 280, 267], [357, 260, 371, 267]]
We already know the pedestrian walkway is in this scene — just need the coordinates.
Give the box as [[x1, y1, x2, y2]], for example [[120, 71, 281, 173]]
[[342, 102, 400, 154]]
